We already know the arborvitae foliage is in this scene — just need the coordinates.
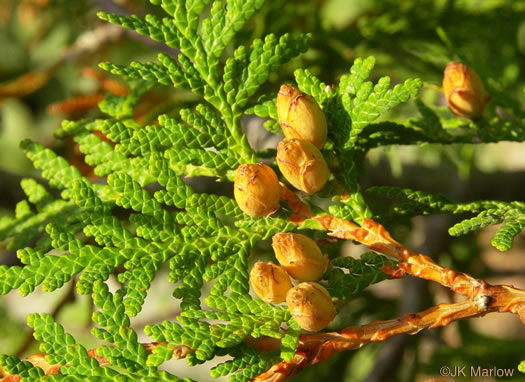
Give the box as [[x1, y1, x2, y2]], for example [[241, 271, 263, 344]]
[[368, 186, 525, 252], [0, 0, 524, 381]]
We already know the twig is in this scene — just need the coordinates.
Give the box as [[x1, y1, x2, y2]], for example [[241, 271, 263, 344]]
[[291, 205, 483, 299], [253, 281, 525, 381], [4, 192, 525, 381], [279, 183, 313, 224], [6, 273, 525, 381], [364, 214, 452, 382], [268, 195, 525, 381]]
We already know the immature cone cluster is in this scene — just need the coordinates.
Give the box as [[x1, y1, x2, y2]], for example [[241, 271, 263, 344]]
[[276, 85, 330, 195], [234, 163, 280, 217], [277, 84, 328, 149], [234, 85, 330, 219], [248, 231, 335, 331], [276, 139, 329, 194], [272, 233, 328, 282], [239, 85, 335, 332], [442, 61, 489, 120], [286, 282, 336, 331], [249, 262, 292, 303]]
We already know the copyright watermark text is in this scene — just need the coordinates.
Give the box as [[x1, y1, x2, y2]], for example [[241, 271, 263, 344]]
[[439, 365, 515, 378]]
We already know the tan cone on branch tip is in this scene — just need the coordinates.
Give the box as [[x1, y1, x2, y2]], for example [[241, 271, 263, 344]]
[[272, 233, 328, 281], [286, 282, 336, 331], [250, 262, 293, 303], [442, 62, 489, 120], [276, 139, 329, 194], [234, 163, 281, 217], [277, 84, 327, 149]]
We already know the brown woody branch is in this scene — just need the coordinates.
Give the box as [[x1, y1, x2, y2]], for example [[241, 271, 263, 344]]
[[280, 192, 485, 299], [3, 197, 524, 381], [256, 196, 525, 381], [316, 215, 487, 298], [254, 282, 525, 381]]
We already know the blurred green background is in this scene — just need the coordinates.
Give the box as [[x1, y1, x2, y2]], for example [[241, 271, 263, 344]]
[[1, 0, 525, 381]]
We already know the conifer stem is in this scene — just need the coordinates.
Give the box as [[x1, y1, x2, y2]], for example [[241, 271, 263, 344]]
[[253, 283, 525, 381], [242, 196, 525, 381], [4, 196, 525, 382]]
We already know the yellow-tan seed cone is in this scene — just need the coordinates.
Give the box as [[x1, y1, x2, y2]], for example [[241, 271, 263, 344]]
[[250, 262, 293, 303], [272, 233, 328, 281], [442, 62, 489, 120], [277, 84, 327, 149], [276, 139, 329, 194], [286, 282, 336, 331], [234, 163, 281, 217]]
